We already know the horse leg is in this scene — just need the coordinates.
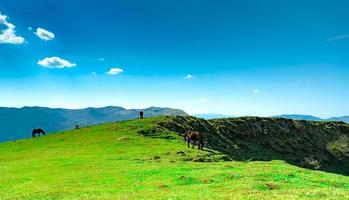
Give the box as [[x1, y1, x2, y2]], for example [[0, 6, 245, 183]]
[[187, 139, 190, 148], [192, 140, 195, 148], [32, 133, 35, 138]]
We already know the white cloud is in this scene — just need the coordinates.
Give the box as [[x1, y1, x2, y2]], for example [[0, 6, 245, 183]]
[[91, 72, 97, 75], [185, 74, 195, 80], [325, 34, 349, 42], [0, 13, 25, 44], [98, 58, 105, 61], [107, 67, 124, 75], [37, 57, 76, 68], [35, 27, 55, 41], [253, 89, 259, 93], [28, 27, 32, 31]]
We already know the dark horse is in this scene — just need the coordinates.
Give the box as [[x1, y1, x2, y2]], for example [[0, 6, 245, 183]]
[[184, 131, 204, 150], [32, 128, 45, 138]]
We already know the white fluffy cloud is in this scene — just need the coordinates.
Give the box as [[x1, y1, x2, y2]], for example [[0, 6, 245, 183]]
[[253, 89, 259, 93], [35, 27, 55, 41], [185, 74, 195, 80], [37, 57, 76, 68], [107, 68, 124, 75], [0, 13, 25, 44]]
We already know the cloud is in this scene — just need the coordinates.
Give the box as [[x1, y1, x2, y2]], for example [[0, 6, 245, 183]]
[[0, 12, 25, 44], [91, 72, 97, 75], [37, 57, 76, 68], [185, 74, 195, 80], [98, 58, 105, 61], [28, 27, 32, 31], [35, 27, 55, 41], [107, 67, 123, 75], [325, 34, 349, 42], [253, 89, 259, 93]]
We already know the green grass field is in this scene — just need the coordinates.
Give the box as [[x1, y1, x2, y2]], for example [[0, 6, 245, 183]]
[[1, 117, 349, 199]]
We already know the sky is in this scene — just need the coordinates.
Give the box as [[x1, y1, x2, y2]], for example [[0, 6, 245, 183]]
[[0, 0, 348, 118]]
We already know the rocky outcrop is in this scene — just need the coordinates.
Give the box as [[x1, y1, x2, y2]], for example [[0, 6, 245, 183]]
[[159, 116, 349, 175]]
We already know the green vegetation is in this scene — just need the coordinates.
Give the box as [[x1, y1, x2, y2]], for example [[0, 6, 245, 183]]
[[0, 106, 187, 142], [1, 117, 349, 199], [160, 116, 349, 174]]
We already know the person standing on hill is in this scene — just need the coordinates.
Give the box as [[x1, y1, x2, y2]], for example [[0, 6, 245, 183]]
[[140, 111, 144, 119]]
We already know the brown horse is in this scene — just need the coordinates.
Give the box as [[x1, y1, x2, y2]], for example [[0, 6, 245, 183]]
[[184, 131, 204, 150], [32, 128, 45, 138]]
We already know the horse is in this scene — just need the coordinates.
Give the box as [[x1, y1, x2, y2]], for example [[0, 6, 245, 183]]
[[32, 128, 46, 138], [140, 111, 144, 119], [184, 131, 204, 150]]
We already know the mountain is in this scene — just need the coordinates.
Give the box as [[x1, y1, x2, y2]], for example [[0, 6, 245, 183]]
[[160, 116, 349, 175], [273, 114, 349, 123], [273, 114, 323, 121], [0, 106, 187, 142], [194, 113, 236, 119], [1, 116, 349, 198], [196, 113, 349, 123], [327, 116, 349, 123]]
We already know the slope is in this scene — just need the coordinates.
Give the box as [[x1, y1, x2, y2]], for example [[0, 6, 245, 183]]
[[0, 117, 349, 199], [0, 106, 187, 142]]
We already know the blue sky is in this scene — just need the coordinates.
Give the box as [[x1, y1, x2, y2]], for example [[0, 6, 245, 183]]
[[0, 0, 348, 117]]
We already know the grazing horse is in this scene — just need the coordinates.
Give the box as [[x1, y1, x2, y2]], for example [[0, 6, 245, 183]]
[[184, 131, 204, 150], [32, 128, 45, 138]]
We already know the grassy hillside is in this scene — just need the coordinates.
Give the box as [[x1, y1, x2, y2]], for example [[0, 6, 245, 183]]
[[1, 117, 349, 199], [0, 106, 187, 142], [160, 116, 349, 175]]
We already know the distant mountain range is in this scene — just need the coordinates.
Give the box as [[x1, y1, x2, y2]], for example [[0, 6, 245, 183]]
[[0, 106, 187, 142], [195, 113, 349, 123], [273, 114, 349, 123], [272, 114, 322, 121]]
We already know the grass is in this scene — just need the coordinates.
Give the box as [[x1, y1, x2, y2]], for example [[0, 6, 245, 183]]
[[0, 117, 349, 199]]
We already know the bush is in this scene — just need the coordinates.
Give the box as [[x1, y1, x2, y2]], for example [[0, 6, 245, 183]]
[[327, 135, 349, 160]]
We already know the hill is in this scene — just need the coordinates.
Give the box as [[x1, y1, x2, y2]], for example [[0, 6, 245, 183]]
[[0, 106, 187, 142], [1, 116, 349, 199], [160, 116, 349, 175], [273, 114, 349, 123], [196, 114, 349, 123], [328, 116, 349, 123], [273, 114, 323, 121]]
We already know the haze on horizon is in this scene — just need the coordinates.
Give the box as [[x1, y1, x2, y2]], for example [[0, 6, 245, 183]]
[[0, 0, 348, 118]]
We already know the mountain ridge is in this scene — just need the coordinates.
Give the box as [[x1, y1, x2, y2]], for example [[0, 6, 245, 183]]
[[0, 106, 187, 142], [195, 113, 349, 123], [273, 114, 349, 123]]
